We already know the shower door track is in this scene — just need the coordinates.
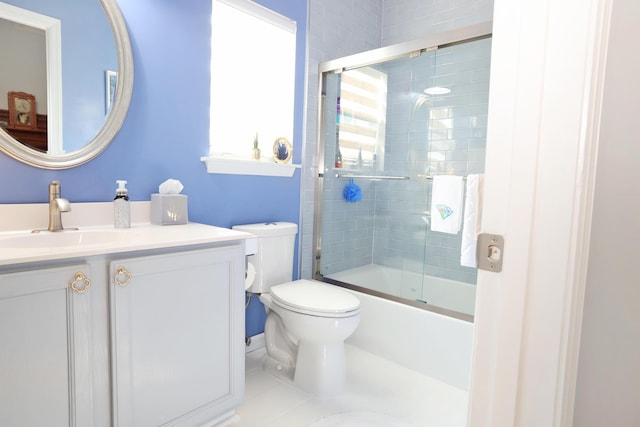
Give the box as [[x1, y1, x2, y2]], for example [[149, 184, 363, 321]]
[[319, 21, 492, 74], [322, 275, 474, 323]]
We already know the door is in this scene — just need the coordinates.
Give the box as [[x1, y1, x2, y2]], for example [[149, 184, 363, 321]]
[[0, 264, 94, 426], [110, 246, 245, 426], [468, 0, 610, 425], [315, 31, 492, 318]]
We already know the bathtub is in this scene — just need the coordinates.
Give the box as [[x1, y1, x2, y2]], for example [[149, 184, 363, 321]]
[[344, 287, 474, 391], [325, 264, 476, 317]]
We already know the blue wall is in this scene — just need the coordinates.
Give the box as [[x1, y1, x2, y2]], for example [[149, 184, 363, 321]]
[[0, 0, 308, 337]]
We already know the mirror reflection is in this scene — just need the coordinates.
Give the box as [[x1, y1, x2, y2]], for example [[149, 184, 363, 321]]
[[0, 0, 118, 158], [0, 17, 47, 151]]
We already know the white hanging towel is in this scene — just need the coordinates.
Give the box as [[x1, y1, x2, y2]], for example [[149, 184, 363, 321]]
[[460, 174, 484, 267], [430, 175, 464, 234]]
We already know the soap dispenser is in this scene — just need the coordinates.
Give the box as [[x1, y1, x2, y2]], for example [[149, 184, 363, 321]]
[[114, 180, 130, 228]]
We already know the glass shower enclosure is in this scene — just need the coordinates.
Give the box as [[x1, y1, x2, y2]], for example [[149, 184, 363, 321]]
[[313, 23, 492, 320]]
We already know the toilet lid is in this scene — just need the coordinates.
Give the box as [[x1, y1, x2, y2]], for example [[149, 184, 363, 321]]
[[270, 280, 360, 315]]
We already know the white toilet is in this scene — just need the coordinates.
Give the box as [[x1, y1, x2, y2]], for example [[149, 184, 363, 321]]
[[232, 222, 360, 396]]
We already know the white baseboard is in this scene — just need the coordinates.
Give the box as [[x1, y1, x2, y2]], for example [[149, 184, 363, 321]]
[[245, 332, 265, 353], [209, 411, 237, 427]]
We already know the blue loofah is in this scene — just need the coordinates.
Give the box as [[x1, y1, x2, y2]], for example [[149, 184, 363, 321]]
[[343, 178, 362, 202]]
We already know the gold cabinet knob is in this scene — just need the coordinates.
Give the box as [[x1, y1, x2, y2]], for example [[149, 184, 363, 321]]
[[70, 271, 91, 294], [114, 266, 132, 287]]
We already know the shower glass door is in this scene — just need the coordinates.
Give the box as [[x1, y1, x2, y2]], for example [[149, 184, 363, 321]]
[[315, 33, 492, 319]]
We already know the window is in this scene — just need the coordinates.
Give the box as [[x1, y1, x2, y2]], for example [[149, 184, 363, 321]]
[[338, 67, 387, 169], [208, 0, 296, 171]]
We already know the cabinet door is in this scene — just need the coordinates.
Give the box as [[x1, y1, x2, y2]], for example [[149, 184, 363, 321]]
[[0, 264, 94, 427], [110, 245, 245, 427]]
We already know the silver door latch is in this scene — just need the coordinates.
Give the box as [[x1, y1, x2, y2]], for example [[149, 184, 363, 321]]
[[477, 233, 504, 272]]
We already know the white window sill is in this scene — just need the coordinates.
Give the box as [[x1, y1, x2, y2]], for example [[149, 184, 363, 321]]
[[201, 156, 301, 177]]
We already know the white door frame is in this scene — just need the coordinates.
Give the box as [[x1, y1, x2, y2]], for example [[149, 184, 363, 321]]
[[468, 0, 613, 425]]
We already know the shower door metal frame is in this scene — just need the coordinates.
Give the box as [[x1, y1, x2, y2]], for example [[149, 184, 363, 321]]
[[312, 21, 492, 322], [319, 21, 492, 74]]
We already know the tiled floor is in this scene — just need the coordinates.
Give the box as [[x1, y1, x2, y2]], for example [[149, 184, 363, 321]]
[[222, 344, 468, 427]]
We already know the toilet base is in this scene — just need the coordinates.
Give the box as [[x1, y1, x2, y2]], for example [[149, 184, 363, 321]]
[[262, 340, 348, 397], [263, 355, 295, 383], [259, 290, 360, 397], [293, 340, 347, 397]]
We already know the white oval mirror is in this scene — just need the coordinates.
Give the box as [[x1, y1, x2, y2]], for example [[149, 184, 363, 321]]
[[0, 0, 133, 169]]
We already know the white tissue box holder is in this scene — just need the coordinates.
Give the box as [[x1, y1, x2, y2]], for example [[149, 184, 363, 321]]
[[151, 194, 188, 225]]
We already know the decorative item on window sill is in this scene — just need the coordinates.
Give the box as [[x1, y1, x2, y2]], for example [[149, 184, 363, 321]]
[[252, 132, 261, 161], [273, 137, 292, 164]]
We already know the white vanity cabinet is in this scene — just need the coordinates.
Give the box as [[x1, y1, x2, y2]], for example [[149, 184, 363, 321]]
[[110, 245, 246, 426], [0, 264, 98, 426], [0, 225, 250, 427]]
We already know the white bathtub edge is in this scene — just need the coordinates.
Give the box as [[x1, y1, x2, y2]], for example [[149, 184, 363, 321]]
[[345, 289, 473, 391]]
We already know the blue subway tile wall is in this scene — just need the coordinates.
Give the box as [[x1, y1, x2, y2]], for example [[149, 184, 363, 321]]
[[372, 38, 491, 284], [303, 0, 493, 283], [318, 38, 491, 283], [302, 0, 384, 279]]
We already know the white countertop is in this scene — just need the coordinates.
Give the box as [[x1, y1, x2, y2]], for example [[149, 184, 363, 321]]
[[0, 202, 256, 267], [0, 223, 255, 267]]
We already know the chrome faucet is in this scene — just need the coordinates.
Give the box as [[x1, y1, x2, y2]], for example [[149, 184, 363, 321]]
[[48, 180, 71, 232]]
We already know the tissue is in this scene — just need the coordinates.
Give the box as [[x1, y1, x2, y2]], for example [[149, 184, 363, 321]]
[[151, 179, 188, 225], [159, 179, 184, 194]]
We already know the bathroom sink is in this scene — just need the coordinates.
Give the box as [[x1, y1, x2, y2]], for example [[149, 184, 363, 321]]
[[0, 206, 255, 267], [0, 229, 139, 249]]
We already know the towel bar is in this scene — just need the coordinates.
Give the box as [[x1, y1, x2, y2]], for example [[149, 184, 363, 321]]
[[417, 174, 468, 181], [335, 174, 410, 180]]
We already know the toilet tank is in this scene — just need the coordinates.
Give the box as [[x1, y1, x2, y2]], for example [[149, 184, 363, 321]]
[[232, 222, 298, 293]]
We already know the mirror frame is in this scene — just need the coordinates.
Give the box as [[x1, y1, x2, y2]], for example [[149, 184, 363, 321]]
[[0, 0, 133, 170]]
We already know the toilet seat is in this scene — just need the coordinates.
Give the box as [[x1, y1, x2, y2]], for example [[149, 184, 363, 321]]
[[270, 280, 360, 318]]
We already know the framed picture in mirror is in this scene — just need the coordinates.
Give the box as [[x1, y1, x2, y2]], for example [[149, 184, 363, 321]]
[[8, 91, 37, 130]]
